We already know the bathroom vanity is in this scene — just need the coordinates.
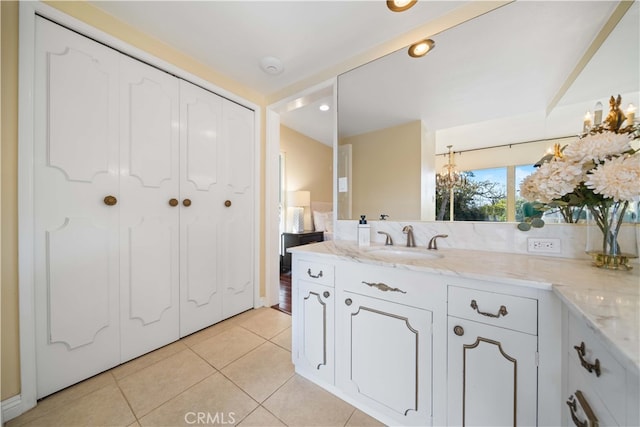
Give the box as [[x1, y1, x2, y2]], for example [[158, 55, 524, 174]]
[[290, 241, 639, 427]]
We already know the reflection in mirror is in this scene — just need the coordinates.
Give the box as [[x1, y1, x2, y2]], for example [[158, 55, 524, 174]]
[[337, 1, 639, 222]]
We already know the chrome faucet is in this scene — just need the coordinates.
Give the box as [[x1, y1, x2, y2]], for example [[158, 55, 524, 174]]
[[427, 234, 448, 250], [377, 231, 393, 246], [402, 225, 416, 247]]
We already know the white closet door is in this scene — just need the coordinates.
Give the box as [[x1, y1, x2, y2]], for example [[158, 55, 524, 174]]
[[220, 101, 255, 318], [178, 80, 224, 336], [119, 55, 180, 361], [34, 17, 120, 398]]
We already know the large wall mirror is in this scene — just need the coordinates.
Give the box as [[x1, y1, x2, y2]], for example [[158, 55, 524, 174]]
[[337, 1, 639, 222]]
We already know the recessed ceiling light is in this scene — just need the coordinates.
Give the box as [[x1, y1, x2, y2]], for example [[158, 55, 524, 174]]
[[260, 56, 284, 75], [408, 39, 435, 58], [387, 0, 417, 12], [319, 104, 330, 112]]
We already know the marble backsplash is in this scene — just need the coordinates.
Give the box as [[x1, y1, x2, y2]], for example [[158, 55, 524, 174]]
[[335, 220, 640, 262]]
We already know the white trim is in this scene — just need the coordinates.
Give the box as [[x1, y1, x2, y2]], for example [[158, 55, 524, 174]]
[[265, 79, 337, 309], [1, 394, 24, 422], [17, 1, 261, 415]]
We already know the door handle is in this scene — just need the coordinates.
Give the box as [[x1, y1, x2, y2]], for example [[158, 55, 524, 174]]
[[169, 198, 179, 207], [225, 200, 232, 207], [183, 198, 192, 207]]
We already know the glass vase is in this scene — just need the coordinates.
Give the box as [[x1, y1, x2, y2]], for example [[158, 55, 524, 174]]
[[586, 201, 638, 270]]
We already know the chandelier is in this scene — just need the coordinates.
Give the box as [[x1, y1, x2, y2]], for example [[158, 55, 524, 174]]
[[436, 145, 465, 189]]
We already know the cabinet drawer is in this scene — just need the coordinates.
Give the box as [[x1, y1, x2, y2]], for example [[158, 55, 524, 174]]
[[567, 361, 618, 426], [448, 286, 537, 335], [297, 259, 334, 287], [337, 263, 445, 311], [568, 312, 626, 424]]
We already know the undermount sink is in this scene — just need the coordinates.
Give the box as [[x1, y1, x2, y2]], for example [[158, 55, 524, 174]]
[[364, 246, 442, 260]]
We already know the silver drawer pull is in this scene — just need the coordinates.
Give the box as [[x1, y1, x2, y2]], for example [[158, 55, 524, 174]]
[[362, 281, 406, 294], [567, 391, 598, 427], [470, 299, 508, 318], [307, 268, 323, 279], [345, 298, 352, 306], [574, 342, 601, 377], [323, 291, 330, 298]]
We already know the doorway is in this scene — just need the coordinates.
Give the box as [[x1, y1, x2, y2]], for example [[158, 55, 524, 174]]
[[265, 80, 337, 312]]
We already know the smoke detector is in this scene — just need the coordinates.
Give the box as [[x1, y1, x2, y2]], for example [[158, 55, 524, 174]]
[[260, 56, 284, 75]]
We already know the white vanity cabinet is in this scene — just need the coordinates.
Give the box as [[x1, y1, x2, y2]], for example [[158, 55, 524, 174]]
[[447, 285, 539, 426], [292, 258, 336, 386], [564, 309, 640, 427], [334, 263, 447, 427]]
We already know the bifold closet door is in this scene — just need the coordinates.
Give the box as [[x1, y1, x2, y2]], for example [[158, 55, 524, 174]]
[[34, 17, 121, 398], [178, 80, 224, 336], [119, 55, 181, 362], [220, 101, 255, 318]]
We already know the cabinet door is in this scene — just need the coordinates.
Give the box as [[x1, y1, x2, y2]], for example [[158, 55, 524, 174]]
[[34, 17, 121, 398], [219, 101, 255, 318], [447, 317, 537, 427], [119, 54, 180, 361], [294, 281, 335, 384], [337, 292, 432, 426], [178, 80, 224, 336]]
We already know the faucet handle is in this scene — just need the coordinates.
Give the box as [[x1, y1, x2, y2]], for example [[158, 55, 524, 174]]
[[428, 234, 448, 250], [377, 231, 393, 246], [402, 225, 413, 232]]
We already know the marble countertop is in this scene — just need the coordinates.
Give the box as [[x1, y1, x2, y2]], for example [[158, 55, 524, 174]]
[[289, 240, 640, 374]]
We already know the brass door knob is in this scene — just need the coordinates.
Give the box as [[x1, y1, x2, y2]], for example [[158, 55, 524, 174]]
[[169, 198, 179, 207], [104, 195, 117, 206], [183, 199, 192, 207], [224, 200, 232, 207]]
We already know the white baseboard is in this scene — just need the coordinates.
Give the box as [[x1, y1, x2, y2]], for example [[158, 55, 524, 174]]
[[2, 394, 25, 424]]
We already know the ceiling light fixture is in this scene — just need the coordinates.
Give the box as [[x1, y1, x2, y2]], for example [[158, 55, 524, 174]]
[[386, 0, 417, 12], [260, 56, 284, 75], [319, 104, 330, 112], [408, 38, 435, 58]]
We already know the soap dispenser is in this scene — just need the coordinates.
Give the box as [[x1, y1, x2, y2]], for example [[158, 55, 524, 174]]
[[358, 215, 370, 247]]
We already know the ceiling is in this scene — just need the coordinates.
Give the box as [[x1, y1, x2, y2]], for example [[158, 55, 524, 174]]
[[89, 1, 639, 148]]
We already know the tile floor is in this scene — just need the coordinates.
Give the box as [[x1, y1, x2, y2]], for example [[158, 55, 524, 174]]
[[7, 307, 384, 427]]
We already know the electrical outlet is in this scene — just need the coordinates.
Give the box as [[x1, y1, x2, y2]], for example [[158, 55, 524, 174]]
[[527, 238, 561, 254]]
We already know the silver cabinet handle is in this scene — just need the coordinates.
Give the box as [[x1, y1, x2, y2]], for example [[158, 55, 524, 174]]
[[307, 268, 323, 279], [470, 299, 508, 318], [453, 325, 464, 336], [574, 342, 601, 377], [361, 281, 406, 294], [345, 298, 352, 306], [323, 291, 330, 298], [567, 391, 598, 427]]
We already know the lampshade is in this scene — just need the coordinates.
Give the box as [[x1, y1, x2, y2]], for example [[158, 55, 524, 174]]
[[287, 191, 310, 207]]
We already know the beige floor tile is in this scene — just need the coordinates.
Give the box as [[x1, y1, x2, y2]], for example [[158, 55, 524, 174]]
[[237, 406, 286, 427], [222, 342, 294, 403], [263, 375, 355, 427], [7, 371, 116, 427], [180, 318, 237, 348], [127, 422, 141, 427], [112, 340, 188, 380], [117, 349, 215, 417], [14, 384, 135, 427], [270, 327, 292, 352], [345, 409, 386, 426], [226, 307, 267, 324], [239, 308, 291, 339], [138, 372, 258, 427], [191, 326, 265, 369]]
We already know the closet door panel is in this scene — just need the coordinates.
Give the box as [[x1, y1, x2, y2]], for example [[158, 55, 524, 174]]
[[221, 101, 255, 317], [179, 80, 223, 336], [34, 17, 120, 398], [119, 55, 180, 361]]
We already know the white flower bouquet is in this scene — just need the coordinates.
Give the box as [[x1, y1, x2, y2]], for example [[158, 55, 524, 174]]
[[520, 99, 639, 269]]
